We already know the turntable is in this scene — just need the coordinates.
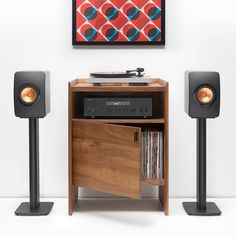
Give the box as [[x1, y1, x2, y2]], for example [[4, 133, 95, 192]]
[[89, 68, 152, 86]]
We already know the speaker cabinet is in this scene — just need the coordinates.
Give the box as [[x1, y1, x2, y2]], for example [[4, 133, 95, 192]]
[[14, 71, 50, 118], [185, 71, 220, 118]]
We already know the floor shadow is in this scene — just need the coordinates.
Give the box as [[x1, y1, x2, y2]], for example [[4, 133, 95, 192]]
[[75, 198, 163, 212], [74, 199, 163, 226]]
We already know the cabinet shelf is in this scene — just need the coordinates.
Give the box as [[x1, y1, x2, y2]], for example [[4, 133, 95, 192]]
[[72, 118, 165, 124], [142, 179, 165, 186], [70, 78, 167, 92]]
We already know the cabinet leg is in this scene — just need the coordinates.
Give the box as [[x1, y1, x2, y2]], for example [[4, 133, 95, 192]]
[[68, 185, 78, 215], [159, 186, 169, 215]]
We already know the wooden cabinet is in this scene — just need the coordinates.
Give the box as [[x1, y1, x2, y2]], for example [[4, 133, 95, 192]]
[[68, 79, 169, 215]]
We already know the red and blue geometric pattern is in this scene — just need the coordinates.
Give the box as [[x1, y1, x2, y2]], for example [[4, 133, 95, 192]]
[[74, 0, 163, 43]]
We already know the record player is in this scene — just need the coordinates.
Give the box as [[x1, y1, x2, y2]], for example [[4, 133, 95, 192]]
[[89, 68, 152, 86]]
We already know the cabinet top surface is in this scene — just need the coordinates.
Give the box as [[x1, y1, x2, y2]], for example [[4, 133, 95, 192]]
[[69, 79, 168, 92]]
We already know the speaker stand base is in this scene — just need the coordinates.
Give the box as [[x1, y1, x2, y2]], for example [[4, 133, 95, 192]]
[[182, 202, 221, 216], [15, 202, 54, 216]]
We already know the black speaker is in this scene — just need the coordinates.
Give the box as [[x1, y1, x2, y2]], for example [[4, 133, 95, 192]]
[[14, 71, 53, 216], [183, 71, 221, 216], [14, 71, 50, 118], [185, 71, 220, 118]]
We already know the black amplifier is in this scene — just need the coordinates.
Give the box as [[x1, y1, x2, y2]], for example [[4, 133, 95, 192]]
[[84, 97, 153, 118]]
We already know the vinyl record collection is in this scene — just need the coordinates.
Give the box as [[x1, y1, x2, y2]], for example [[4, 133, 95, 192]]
[[142, 129, 164, 179]]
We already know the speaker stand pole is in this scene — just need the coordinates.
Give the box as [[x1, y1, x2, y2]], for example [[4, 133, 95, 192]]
[[15, 118, 54, 216], [182, 118, 221, 216]]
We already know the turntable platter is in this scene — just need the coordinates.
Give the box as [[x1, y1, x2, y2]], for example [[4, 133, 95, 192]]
[[90, 72, 136, 78]]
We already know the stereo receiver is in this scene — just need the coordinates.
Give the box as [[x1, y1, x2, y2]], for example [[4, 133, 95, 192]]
[[84, 97, 153, 118]]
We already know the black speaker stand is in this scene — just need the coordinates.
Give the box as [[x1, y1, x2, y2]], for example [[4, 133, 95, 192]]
[[15, 118, 54, 216], [182, 118, 221, 216]]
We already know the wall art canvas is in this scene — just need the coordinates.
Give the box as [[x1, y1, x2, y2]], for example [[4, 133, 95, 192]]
[[72, 0, 165, 45]]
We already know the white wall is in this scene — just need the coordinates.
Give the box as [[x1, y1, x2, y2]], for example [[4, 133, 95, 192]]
[[0, 0, 236, 198]]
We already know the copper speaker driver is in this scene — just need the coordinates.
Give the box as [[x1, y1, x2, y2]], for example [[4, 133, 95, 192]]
[[196, 87, 215, 105], [20, 87, 38, 105]]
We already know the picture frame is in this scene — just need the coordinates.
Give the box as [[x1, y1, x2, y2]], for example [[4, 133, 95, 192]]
[[72, 0, 165, 45]]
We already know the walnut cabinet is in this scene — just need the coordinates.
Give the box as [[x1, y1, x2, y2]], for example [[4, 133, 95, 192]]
[[68, 79, 169, 215]]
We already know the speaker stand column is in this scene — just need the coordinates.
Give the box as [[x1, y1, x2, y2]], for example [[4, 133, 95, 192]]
[[29, 118, 40, 210], [15, 118, 54, 216], [182, 118, 221, 216], [197, 118, 207, 210]]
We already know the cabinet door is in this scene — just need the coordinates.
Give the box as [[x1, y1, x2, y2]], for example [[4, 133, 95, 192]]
[[72, 120, 141, 199]]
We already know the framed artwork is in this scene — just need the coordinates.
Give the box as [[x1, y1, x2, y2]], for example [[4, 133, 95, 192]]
[[72, 0, 165, 45]]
